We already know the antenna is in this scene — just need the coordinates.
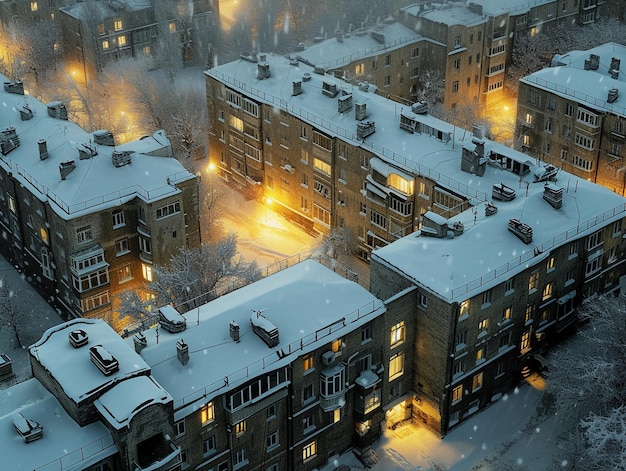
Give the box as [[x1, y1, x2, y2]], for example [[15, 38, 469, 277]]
[[251, 308, 267, 318]]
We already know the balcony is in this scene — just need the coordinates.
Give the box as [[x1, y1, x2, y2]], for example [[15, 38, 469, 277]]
[[133, 439, 182, 471], [320, 390, 346, 412]]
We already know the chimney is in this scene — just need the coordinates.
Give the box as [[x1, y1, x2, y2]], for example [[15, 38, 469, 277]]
[[3, 80, 24, 95], [611, 57, 621, 71], [59, 160, 76, 180], [93, 130, 115, 146], [336, 31, 344, 43], [133, 332, 147, 354], [46, 101, 68, 120], [292, 80, 303, 96], [608, 88, 619, 103], [38, 139, 48, 160], [355, 102, 367, 121], [112, 150, 132, 167], [584, 54, 600, 71], [257, 62, 270, 80], [176, 339, 189, 365], [78, 143, 97, 160], [230, 321, 240, 342], [0, 127, 20, 155], [356, 120, 375, 139], [338, 93, 353, 113]]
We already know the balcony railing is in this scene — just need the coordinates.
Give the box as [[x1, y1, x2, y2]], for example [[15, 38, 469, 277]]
[[133, 442, 182, 471], [320, 390, 347, 412]]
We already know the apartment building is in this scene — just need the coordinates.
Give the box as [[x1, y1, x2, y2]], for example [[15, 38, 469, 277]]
[[0, 77, 201, 325], [294, 18, 445, 104], [516, 42, 626, 196], [2, 260, 424, 471], [59, 0, 216, 80]]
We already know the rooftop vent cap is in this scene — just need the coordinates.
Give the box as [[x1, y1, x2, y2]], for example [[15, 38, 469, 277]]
[[314, 66, 327, 75], [13, 413, 43, 443], [302, 72, 311, 82], [250, 308, 279, 348], [18, 103, 33, 121], [257, 62, 271, 80], [59, 160, 76, 180], [158, 305, 187, 333], [89, 344, 119, 376], [38, 139, 48, 160], [4, 80, 24, 95], [508, 218, 533, 244], [355, 102, 367, 121], [46, 101, 68, 120], [68, 329, 88, 348], [176, 339, 189, 366], [608, 88, 619, 103], [356, 120, 375, 140], [93, 130, 115, 146], [78, 142, 98, 160], [133, 332, 147, 354], [292, 80, 303, 96], [492, 182, 516, 201], [0, 127, 20, 155]]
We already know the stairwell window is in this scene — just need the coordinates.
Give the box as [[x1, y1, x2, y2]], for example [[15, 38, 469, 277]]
[[390, 321, 405, 347], [156, 201, 181, 219], [303, 441, 317, 463], [389, 352, 405, 381], [201, 402, 215, 425]]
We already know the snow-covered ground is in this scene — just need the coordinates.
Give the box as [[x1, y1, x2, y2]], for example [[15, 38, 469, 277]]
[[320, 377, 562, 471]]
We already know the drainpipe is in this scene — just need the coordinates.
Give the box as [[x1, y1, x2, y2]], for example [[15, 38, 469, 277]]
[[442, 301, 460, 436]]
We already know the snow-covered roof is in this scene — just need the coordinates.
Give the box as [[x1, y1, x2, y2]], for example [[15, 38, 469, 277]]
[[372, 172, 626, 302], [0, 78, 196, 220], [403, 1, 553, 21], [30, 318, 152, 404], [0, 379, 116, 471], [295, 19, 425, 69], [521, 42, 626, 118], [134, 260, 385, 418], [61, 0, 151, 20]]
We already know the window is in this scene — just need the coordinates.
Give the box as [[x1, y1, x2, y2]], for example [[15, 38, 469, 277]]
[[118, 265, 132, 283], [156, 201, 181, 219], [547, 257, 555, 271], [456, 330, 468, 348], [575, 133, 595, 150], [112, 210, 125, 228], [139, 236, 151, 254], [565, 102, 574, 116], [113, 19, 123, 31], [80, 291, 110, 312], [201, 402, 215, 425], [175, 419, 186, 437], [267, 403, 277, 420], [390, 321, 405, 347], [472, 372, 483, 391], [586, 230, 602, 250], [303, 383, 315, 403], [547, 97, 556, 110], [137, 205, 146, 223], [76, 225, 92, 244], [525, 305, 534, 323], [529, 272, 539, 291], [459, 300, 470, 318], [303, 353, 313, 372], [313, 180, 330, 198], [267, 431, 279, 451], [503, 306, 512, 321], [384, 75, 391, 86], [452, 384, 463, 404], [115, 238, 129, 256], [577, 108, 599, 127], [117, 35, 127, 46], [482, 289, 492, 305], [73, 269, 109, 292], [312, 131, 332, 151], [545, 119, 553, 133], [419, 293, 427, 308], [370, 209, 387, 229], [560, 149, 568, 161], [312, 205, 330, 226], [303, 441, 317, 462], [235, 449, 247, 467], [313, 158, 331, 176], [361, 324, 372, 343], [521, 331, 531, 353], [410, 66, 419, 78], [542, 283, 553, 301], [453, 58, 460, 69], [320, 367, 345, 396], [504, 277, 514, 293], [452, 81, 459, 93], [303, 414, 315, 432], [234, 420, 246, 437], [389, 352, 404, 380], [411, 47, 419, 58], [572, 155, 593, 171], [476, 348, 485, 363], [30, 1, 38, 11], [203, 435, 216, 456], [454, 35, 461, 48], [478, 318, 489, 331], [364, 388, 381, 414]]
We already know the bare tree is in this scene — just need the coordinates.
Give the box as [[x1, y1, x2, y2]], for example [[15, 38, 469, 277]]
[[117, 291, 157, 330], [153, 0, 184, 84], [149, 233, 260, 311], [0, 278, 23, 349], [543, 295, 626, 470], [168, 87, 208, 161]]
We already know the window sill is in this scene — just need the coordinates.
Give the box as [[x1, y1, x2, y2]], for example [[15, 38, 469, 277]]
[[116, 249, 131, 257], [113, 223, 126, 230]]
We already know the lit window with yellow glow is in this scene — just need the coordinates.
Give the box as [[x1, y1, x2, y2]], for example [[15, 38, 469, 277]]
[[114, 19, 123, 31], [389, 352, 404, 381], [521, 331, 531, 353], [503, 306, 512, 321], [333, 409, 341, 423], [302, 440, 316, 462], [390, 321, 405, 347], [169, 22, 176, 33], [388, 173, 414, 195], [528, 271, 539, 291], [542, 282, 553, 301], [302, 353, 313, 372], [97, 24, 105, 35], [30, 1, 38, 12], [476, 348, 485, 363], [201, 402, 215, 425], [102, 40, 110, 50], [234, 420, 246, 437], [118, 35, 127, 46], [229, 115, 244, 132], [330, 339, 342, 353], [313, 158, 331, 176], [142, 263, 152, 282], [452, 384, 463, 404], [459, 300, 470, 318], [472, 372, 483, 391], [40, 227, 49, 245]]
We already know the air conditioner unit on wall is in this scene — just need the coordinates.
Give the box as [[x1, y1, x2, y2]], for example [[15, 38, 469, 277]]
[[322, 351, 335, 365]]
